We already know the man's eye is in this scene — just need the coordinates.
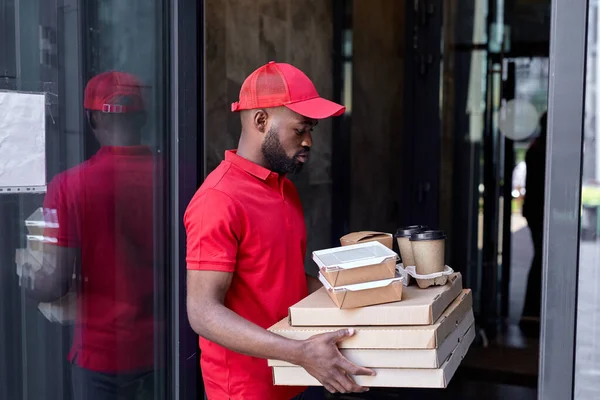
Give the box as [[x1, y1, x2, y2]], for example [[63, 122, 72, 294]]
[[295, 129, 304, 135]]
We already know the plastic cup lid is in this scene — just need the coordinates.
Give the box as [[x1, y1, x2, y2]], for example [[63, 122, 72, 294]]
[[409, 230, 446, 241], [395, 225, 429, 238]]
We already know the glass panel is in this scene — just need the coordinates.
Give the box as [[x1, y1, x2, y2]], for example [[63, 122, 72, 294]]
[[0, 1, 169, 399], [576, 2, 600, 398], [505, 57, 549, 327]]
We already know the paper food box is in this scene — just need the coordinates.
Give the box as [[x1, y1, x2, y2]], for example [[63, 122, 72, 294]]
[[318, 273, 403, 309], [271, 289, 471, 350], [25, 208, 59, 252], [340, 231, 394, 249], [15, 248, 43, 278], [271, 324, 475, 388], [289, 273, 463, 327], [313, 242, 398, 287], [26, 208, 57, 235], [270, 290, 473, 368]]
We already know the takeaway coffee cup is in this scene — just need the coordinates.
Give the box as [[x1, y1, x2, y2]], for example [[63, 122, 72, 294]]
[[410, 230, 447, 288], [394, 225, 428, 267]]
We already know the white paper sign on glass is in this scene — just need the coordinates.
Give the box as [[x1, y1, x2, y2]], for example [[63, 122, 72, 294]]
[[0, 91, 46, 190]]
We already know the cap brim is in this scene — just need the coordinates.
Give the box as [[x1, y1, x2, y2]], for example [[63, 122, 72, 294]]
[[285, 97, 346, 119]]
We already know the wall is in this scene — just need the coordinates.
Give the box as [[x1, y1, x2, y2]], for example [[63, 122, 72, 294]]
[[204, 0, 334, 271], [349, 0, 405, 233], [440, 0, 482, 276]]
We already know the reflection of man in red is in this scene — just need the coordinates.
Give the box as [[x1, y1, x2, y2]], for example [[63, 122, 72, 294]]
[[25, 72, 157, 399], [521, 112, 547, 332]]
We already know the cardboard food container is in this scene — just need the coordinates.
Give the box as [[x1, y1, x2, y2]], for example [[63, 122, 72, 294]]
[[318, 273, 403, 309], [271, 289, 471, 349], [271, 324, 476, 388], [340, 231, 394, 249], [289, 273, 463, 327], [26, 235, 58, 252], [313, 242, 398, 287], [15, 248, 43, 278], [25, 207, 58, 237], [270, 293, 474, 368]]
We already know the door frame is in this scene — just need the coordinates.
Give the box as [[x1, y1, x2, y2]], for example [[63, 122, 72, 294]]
[[170, 0, 202, 398], [539, 0, 588, 398], [401, 0, 443, 230]]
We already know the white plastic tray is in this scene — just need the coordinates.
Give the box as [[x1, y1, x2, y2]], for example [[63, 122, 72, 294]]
[[312, 242, 398, 272]]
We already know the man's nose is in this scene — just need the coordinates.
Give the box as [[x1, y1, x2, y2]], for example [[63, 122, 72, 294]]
[[302, 132, 313, 148]]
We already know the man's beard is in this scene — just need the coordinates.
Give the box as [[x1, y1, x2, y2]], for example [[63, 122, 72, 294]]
[[261, 127, 307, 175]]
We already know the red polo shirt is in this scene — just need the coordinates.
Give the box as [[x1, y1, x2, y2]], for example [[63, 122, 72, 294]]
[[43, 146, 157, 373], [185, 150, 308, 400]]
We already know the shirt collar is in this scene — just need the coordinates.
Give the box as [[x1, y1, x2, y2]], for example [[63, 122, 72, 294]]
[[225, 150, 273, 181], [96, 145, 153, 157]]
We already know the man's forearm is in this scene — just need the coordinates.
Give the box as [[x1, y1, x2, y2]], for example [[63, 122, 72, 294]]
[[189, 301, 304, 364], [23, 274, 69, 302], [23, 245, 77, 302], [22, 261, 70, 302]]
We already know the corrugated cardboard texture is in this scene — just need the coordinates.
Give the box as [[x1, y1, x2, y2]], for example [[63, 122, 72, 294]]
[[25, 207, 58, 237], [15, 248, 43, 277], [272, 323, 475, 388], [327, 281, 403, 309], [272, 290, 472, 349], [321, 258, 397, 287], [290, 273, 463, 326], [340, 231, 394, 249], [269, 308, 474, 368]]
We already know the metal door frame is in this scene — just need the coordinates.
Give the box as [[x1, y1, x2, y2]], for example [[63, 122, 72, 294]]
[[539, 0, 588, 399], [170, 0, 202, 398]]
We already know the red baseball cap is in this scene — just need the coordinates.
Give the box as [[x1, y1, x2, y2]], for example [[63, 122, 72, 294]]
[[231, 61, 345, 119], [84, 71, 145, 113]]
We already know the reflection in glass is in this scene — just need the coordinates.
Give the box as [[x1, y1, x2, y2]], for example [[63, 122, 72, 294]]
[[21, 72, 159, 399], [0, 1, 168, 399], [576, 2, 600, 398]]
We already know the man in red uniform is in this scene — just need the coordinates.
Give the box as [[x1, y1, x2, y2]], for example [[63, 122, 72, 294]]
[[185, 62, 374, 400], [24, 71, 157, 399]]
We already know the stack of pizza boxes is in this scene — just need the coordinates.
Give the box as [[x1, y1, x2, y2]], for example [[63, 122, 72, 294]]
[[268, 231, 474, 389]]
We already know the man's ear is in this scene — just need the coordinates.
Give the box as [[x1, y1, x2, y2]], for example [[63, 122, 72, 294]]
[[253, 109, 269, 133], [87, 111, 98, 130]]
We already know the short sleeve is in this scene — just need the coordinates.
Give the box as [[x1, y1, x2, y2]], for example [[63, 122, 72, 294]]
[[184, 188, 242, 272], [43, 173, 80, 248]]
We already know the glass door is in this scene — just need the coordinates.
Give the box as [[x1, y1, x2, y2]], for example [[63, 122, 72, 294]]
[[0, 1, 175, 398]]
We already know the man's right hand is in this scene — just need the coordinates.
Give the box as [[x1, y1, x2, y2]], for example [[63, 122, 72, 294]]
[[297, 328, 375, 394]]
